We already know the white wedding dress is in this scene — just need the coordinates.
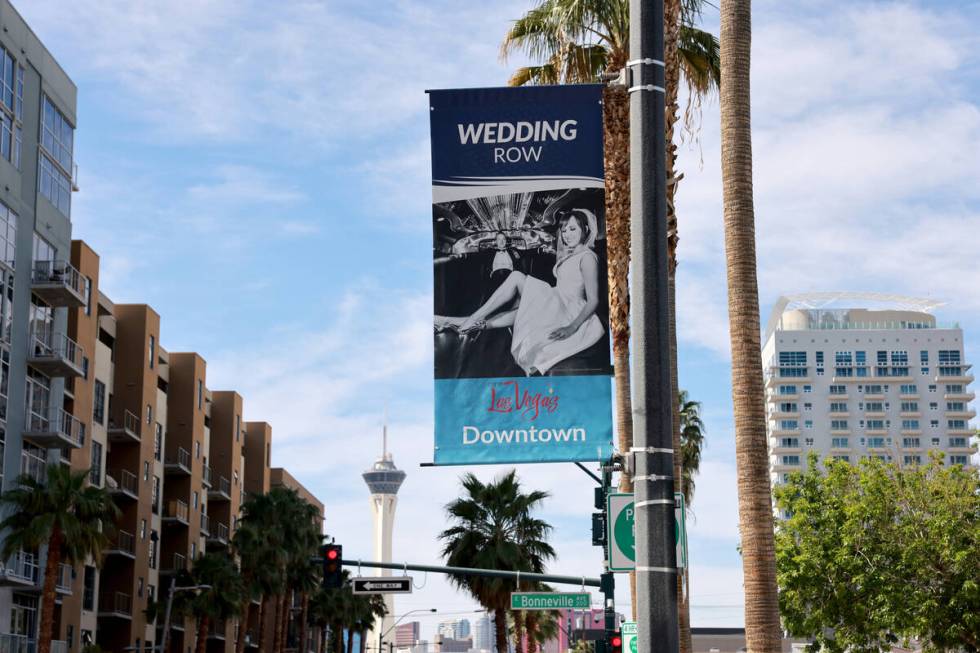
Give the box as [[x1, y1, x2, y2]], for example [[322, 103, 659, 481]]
[[510, 248, 605, 375]]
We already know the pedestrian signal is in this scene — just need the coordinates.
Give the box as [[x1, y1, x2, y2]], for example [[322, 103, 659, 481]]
[[322, 544, 343, 589]]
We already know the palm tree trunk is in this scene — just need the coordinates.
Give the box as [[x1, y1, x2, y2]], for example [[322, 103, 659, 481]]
[[299, 592, 310, 653], [37, 527, 64, 653], [513, 609, 525, 653], [493, 608, 509, 653], [346, 626, 355, 653], [273, 594, 284, 653], [236, 589, 253, 653], [524, 613, 538, 653], [719, 0, 782, 651], [603, 80, 635, 621], [359, 628, 367, 653], [196, 616, 210, 653], [278, 591, 291, 653]]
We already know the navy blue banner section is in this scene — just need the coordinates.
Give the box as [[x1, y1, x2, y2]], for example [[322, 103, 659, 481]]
[[429, 85, 604, 197], [430, 84, 613, 466]]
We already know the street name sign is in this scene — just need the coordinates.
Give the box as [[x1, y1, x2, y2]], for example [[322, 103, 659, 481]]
[[511, 592, 591, 610], [607, 492, 688, 572], [621, 621, 637, 653], [351, 577, 413, 594]]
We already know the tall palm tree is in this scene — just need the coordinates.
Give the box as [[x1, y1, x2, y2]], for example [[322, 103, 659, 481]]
[[234, 493, 284, 653], [719, 0, 782, 650], [189, 550, 244, 653], [501, 3, 719, 633], [440, 471, 555, 653], [0, 465, 119, 653], [678, 390, 706, 506]]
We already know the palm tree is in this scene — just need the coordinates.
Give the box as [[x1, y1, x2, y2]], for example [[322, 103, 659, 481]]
[[189, 550, 244, 653], [440, 471, 555, 653], [234, 493, 284, 653], [678, 391, 706, 505], [353, 593, 387, 653], [719, 0, 782, 650], [0, 465, 119, 653]]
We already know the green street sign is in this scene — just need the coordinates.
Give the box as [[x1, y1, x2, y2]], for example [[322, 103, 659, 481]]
[[621, 621, 637, 653], [607, 492, 687, 572], [510, 592, 591, 610]]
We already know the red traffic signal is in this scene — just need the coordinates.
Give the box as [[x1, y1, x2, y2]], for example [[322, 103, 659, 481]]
[[322, 544, 343, 589], [609, 632, 622, 653]]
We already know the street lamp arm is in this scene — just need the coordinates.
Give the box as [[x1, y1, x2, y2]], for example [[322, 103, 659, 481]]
[[382, 608, 437, 639]]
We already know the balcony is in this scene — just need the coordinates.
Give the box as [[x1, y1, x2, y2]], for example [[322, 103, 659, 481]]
[[160, 552, 188, 576], [23, 408, 84, 449], [55, 562, 72, 595], [935, 372, 975, 384], [0, 635, 70, 653], [106, 530, 136, 559], [200, 512, 211, 536], [98, 591, 132, 619], [768, 392, 799, 401], [107, 410, 141, 443], [863, 393, 885, 401], [864, 411, 886, 419], [945, 408, 977, 419], [768, 410, 800, 420], [208, 620, 227, 640], [20, 449, 48, 485], [944, 391, 975, 402], [163, 499, 190, 526], [0, 550, 39, 588], [208, 475, 231, 501], [899, 411, 921, 418], [202, 465, 213, 488], [207, 521, 229, 547], [948, 442, 979, 454], [165, 447, 192, 476], [31, 260, 87, 307], [106, 469, 139, 501], [27, 329, 85, 378]]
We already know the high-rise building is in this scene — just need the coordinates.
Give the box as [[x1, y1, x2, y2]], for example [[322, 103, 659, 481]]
[[456, 619, 471, 640], [395, 621, 421, 648], [472, 615, 493, 652], [763, 293, 977, 497], [362, 421, 406, 651]]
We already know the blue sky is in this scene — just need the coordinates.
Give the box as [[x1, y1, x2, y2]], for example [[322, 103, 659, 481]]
[[19, 0, 980, 635]]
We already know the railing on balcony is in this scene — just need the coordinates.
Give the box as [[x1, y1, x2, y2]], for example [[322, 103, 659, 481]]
[[107, 469, 139, 500], [209, 474, 231, 500], [165, 447, 191, 474], [0, 550, 39, 587], [55, 562, 72, 594], [23, 407, 84, 449], [202, 465, 212, 488], [20, 449, 48, 485], [208, 620, 227, 639], [51, 641, 68, 653], [165, 499, 189, 524], [27, 327, 85, 377], [208, 521, 229, 545], [108, 530, 136, 557], [99, 591, 132, 617], [200, 512, 210, 535], [30, 259, 86, 308], [107, 409, 140, 443], [161, 552, 187, 576]]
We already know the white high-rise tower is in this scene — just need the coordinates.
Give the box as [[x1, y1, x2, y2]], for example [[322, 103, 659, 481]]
[[362, 419, 406, 651]]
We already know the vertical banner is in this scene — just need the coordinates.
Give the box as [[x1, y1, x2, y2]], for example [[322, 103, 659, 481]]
[[429, 85, 613, 465]]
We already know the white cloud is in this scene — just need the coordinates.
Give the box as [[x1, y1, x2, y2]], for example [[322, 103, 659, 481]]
[[187, 164, 306, 205]]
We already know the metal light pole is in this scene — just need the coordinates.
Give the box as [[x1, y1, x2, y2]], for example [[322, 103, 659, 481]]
[[378, 608, 436, 653], [159, 578, 211, 653], [628, 0, 679, 652]]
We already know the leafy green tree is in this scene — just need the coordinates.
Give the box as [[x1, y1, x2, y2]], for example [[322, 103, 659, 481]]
[[189, 550, 245, 653], [678, 390, 706, 506], [775, 454, 980, 652], [0, 465, 119, 653], [440, 471, 555, 653]]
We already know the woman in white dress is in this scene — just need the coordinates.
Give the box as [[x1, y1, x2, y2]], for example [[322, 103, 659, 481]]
[[437, 209, 605, 375]]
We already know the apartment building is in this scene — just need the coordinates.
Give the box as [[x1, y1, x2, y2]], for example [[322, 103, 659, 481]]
[[762, 293, 977, 493], [0, 0, 83, 647]]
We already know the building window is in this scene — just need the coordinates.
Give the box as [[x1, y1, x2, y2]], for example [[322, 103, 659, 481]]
[[829, 385, 846, 395], [236, 414, 240, 441], [0, 201, 15, 265], [831, 437, 848, 448], [0, 50, 24, 169], [143, 461, 149, 481], [137, 577, 144, 598], [831, 420, 848, 430], [154, 424, 162, 461], [197, 379, 203, 409], [149, 335, 155, 369], [950, 455, 969, 466], [193, 491, 198, 510], [140, 519, 146, 540], [803, 385, 812, 393], [902, 420, 920, 430], [83, 566, 96, 611], [195, 441, 201, 459], [152, 476, 160, 514], [778, 385, 797, 395], [38, 151, 71, 216], [83, 276, 92, 315], [804, 420, 813, 429], [146, 403, 152, 425], [93, 380, 106, 425], [90, 441, 102, 486]]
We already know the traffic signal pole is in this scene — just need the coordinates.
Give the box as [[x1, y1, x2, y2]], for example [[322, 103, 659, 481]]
[[628, 1, 679, 653]]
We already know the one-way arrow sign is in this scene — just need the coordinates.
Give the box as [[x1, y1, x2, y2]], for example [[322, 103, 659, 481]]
[[352, 577, 413, 594]]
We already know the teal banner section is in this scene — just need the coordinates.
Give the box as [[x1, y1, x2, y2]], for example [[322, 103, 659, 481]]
[[434, 375, 613, 465]]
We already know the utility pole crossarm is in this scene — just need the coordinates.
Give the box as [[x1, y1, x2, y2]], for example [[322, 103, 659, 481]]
[[339, 559, 602, 588]]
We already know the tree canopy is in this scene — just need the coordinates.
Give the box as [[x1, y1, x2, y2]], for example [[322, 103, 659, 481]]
[[774, 454, 980, 653]]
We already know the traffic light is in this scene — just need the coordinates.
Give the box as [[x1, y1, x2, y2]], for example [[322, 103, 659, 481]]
[[608, 631, 622, 653], [322, 544, 343, 589]]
